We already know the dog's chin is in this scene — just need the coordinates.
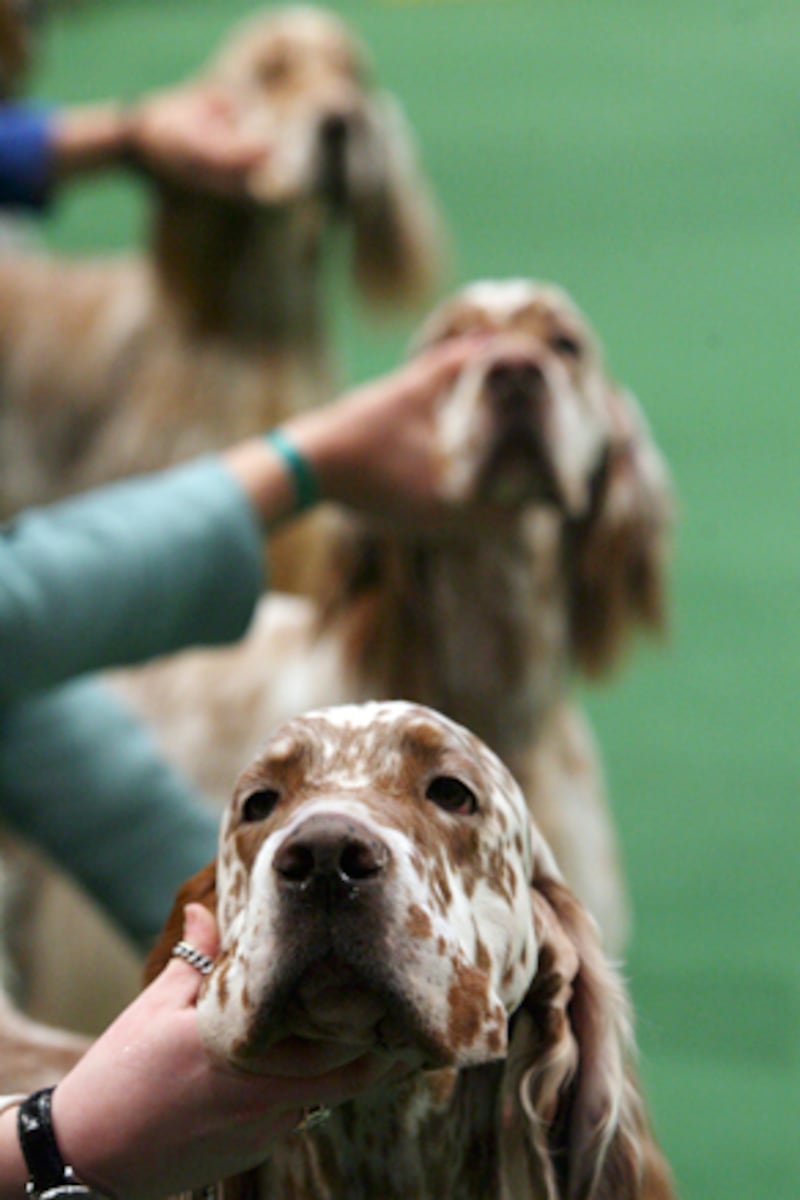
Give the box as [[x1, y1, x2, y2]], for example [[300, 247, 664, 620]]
[[228, 954, 460, 1073], [478, 430, 562, 510]]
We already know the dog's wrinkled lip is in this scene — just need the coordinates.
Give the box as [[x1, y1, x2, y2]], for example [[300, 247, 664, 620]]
[[478, 424, 562, 509]]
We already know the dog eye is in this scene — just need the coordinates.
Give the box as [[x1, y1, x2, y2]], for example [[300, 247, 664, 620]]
[[257, 52, 291, 86], [242, 788, 280, 822], [551, 334, 582, 359], [425, 776, 478, 815]]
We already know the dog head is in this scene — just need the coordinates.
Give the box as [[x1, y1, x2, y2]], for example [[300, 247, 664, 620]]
[[193, 701, 539, 1071], [416, 279, 674, 673], [204, 5, 444, 306]]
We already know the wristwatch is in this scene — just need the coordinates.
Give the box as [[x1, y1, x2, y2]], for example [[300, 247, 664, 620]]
[[17, 1088, 111, 1199]]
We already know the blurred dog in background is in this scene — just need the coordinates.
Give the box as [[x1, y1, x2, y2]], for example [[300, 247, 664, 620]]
[[114, 279, 674, 961], [0, 5, 444, 533]]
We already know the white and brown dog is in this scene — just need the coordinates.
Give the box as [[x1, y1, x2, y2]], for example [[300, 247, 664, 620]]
[[117, 279, 674, 958], [0, 5, 443, 529], [147, 701, 674, 1200]]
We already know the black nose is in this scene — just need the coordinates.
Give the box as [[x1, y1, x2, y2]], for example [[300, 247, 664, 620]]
[[485, 358, 546, 415], [273, 814, 389, 890], [320, 112, 351, 150]]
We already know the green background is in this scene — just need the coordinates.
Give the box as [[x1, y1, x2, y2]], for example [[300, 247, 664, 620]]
[[30, 2, 800, 1195]]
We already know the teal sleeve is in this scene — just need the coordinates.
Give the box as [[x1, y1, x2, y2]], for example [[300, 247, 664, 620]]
[[0, 677, 219, 950], [0, 456, 265, 706]]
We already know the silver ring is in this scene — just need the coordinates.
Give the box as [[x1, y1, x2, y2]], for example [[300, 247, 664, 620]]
[[294, 1104, 332, 1134], [171, 939, 215, 976]]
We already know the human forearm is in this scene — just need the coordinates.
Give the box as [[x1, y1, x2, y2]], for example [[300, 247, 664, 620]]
[[0, 457, 263, 706], [224, 337, 488, 530], [0, 678, 218, 950]]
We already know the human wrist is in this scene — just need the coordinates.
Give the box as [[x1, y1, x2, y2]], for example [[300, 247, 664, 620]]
[[263, 429, 321, 515], [9, 1087, 116, 1199], [46, 1085, 120, 1200], [0, 1102, 27, 1196], [50, 103, 134, 180], [222, 434, 322, 532]]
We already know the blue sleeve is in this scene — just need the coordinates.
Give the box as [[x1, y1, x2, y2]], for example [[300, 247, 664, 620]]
[[0, 677, 219, 950], [0, 456, 265, 706], [0, 104, 54, 210]]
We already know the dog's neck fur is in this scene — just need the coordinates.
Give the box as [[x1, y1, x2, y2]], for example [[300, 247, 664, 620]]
[[253, 1065, 506, 1200], [322, 510, 572, 776], [150, 186, 329, 350]]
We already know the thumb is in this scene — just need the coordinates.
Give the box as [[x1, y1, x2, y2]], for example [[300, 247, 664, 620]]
[[157, 903, 221, 1005], [182, 901, 221, 958]]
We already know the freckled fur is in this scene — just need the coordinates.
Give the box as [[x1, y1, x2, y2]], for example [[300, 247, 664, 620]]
[[114, 281, 674, 963], [0, 6, 443, 548], [147, 703, 673, 1200]]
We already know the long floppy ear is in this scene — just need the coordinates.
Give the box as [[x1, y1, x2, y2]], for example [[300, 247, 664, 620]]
[[566, 388, 674, 678], [502, 873, 674, 1200], [142, 862, 217, 985], [350, 93, 447, 309]]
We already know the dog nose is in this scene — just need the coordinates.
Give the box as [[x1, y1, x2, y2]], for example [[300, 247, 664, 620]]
[[485, 357, 546, 414], [274, 814, 389, 888], [320, 111, 352, 150]]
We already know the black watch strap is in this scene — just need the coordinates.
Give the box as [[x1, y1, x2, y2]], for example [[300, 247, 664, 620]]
[[17, 1087, 103, 1198]]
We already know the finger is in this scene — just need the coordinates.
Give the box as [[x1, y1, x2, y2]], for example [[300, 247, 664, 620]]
[[417, 332, 490, 380], [183, 901, 221, 957], [153, 902, 221, 1006]]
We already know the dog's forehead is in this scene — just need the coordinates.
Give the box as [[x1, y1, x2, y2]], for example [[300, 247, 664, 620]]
[[241, 702, 523, 816], [219, 6, 367, 74], [421, 279, 589, 346]]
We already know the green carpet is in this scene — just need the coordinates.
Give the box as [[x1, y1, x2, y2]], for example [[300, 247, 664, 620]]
[[31, 2, 800, 1194]]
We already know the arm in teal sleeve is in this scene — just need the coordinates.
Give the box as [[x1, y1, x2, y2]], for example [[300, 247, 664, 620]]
[[0, 456, 265, 706], [0, 677, 219, 950]]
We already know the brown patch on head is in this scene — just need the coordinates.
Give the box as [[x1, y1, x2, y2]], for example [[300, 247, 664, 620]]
[[447, 958, 492, 1051], [215, 958, 232, 1011], [406, 904, 433, 941], [475, 937, 491, 975]]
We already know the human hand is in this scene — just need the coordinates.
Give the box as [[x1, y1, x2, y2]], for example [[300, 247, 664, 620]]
[[282, 336, 505, 531], [50, 905, 403, 1200], [127, 85, 269, 199]]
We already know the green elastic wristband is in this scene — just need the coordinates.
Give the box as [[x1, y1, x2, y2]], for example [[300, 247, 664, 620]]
[[265, 429, 322, 514]]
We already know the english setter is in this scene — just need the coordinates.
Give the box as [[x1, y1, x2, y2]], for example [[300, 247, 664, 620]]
[[0, 4, 443, 522], [116, 279, 674, 956], [147, 701, 675, 1200]]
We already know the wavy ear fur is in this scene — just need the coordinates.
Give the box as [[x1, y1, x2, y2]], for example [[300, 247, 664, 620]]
[[350, 93, 447, 309], [502, 873, 674, 1200], [566, 388, 674, 678], [142, 861, 217, 985]]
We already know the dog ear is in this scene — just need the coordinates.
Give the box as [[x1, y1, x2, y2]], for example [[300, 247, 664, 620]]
[[142, 862, 217, 985], [566, 387, 674, 678], [350, 94, 447, 309], [502, 873, 674, 1200]]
